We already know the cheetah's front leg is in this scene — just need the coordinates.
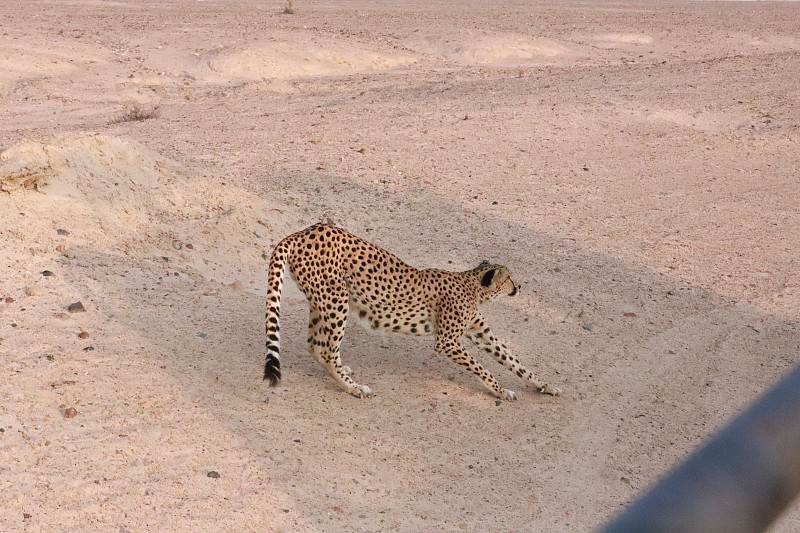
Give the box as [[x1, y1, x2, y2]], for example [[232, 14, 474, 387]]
[[434, 337, 518, 401], [465, 314, 561, 396]]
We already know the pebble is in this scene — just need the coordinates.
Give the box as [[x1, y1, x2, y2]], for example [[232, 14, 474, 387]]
[[83, 346, 95, 352], [78, 331, 90, 339], [25, 286, 42, 297], [207, 471, 220, 479], [41, 270, 55, 277], [64, 407, 78, 419], [581, 323, 594, 332], [57, 229, 70, 236], [4, 297, 14, 303], [67, 302, 86, 313]]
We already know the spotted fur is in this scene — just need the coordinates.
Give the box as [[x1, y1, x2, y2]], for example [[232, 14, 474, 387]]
[[264, 223, 561, 400]]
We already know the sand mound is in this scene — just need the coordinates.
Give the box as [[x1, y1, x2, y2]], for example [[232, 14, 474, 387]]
[[449, 35, 570, 64], [595, 33, 654, 46], [142, 33, 419, 85], [0, 40, 110, 84], [0, 134, 296, 289], [201, 42, 416, 82], [405, 32, 570, 66], [0, 134, 173, 196]]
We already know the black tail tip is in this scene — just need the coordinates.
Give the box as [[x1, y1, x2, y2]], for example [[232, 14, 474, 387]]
[[263, 358, 281, 386]]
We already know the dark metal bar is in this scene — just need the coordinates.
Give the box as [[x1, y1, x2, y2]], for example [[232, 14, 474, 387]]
[[598, 363, 800, 533]]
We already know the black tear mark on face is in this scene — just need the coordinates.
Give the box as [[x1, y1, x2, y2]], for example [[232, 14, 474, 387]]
[[481, 268, 497, 287]]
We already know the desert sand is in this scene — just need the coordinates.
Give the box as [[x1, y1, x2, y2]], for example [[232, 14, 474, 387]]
[[1, 1, 799, 531]]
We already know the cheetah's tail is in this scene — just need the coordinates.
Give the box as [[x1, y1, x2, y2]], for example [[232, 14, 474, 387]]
[[264, 239, 291, 386]]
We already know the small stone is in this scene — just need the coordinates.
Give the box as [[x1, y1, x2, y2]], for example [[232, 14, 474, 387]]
[[185, 243, 194, 250], [42, 270, 55, 277], [4, 296, 14, 303], [57, 229, 70, 236], [78, 331, 90, 339], [67, 302, 86, 313], [83, 346, 95, 352], [581, 323, 594, 332], [64, 407, 78, 419], [207, 471, 220, 478], [623, 312, 637, 317], [23, 513, 32, 520], [495, 400, 502, 406]]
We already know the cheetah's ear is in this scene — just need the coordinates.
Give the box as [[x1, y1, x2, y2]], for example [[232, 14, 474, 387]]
[[481, 268, 497, 287]]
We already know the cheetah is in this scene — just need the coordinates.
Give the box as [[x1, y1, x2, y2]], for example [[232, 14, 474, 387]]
[[263, 223, 561, 400]]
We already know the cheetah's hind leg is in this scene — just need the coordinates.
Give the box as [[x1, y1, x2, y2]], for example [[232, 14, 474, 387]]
[[307, 288, 372, 398]]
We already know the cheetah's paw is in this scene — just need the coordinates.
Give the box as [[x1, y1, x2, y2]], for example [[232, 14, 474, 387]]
[[348, 383, 373, 399], [540, 384, 562, 396], [500, 388, 518, 401]]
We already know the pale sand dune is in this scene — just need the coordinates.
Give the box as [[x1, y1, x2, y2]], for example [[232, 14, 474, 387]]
[[408, 33, 572, 65], [0, 134, 295, 289], [593, 32, 655, 46], [0, 42, 110, 81], [1, 1, 799, 532], [144, 31, 418, 84], [202, 42, 417, 82]]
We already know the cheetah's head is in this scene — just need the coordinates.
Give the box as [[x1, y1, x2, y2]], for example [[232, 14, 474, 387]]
[[474, 262, 518, 302]]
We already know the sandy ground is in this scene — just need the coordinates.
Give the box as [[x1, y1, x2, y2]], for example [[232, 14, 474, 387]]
[[1, 1, 799, 531]]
